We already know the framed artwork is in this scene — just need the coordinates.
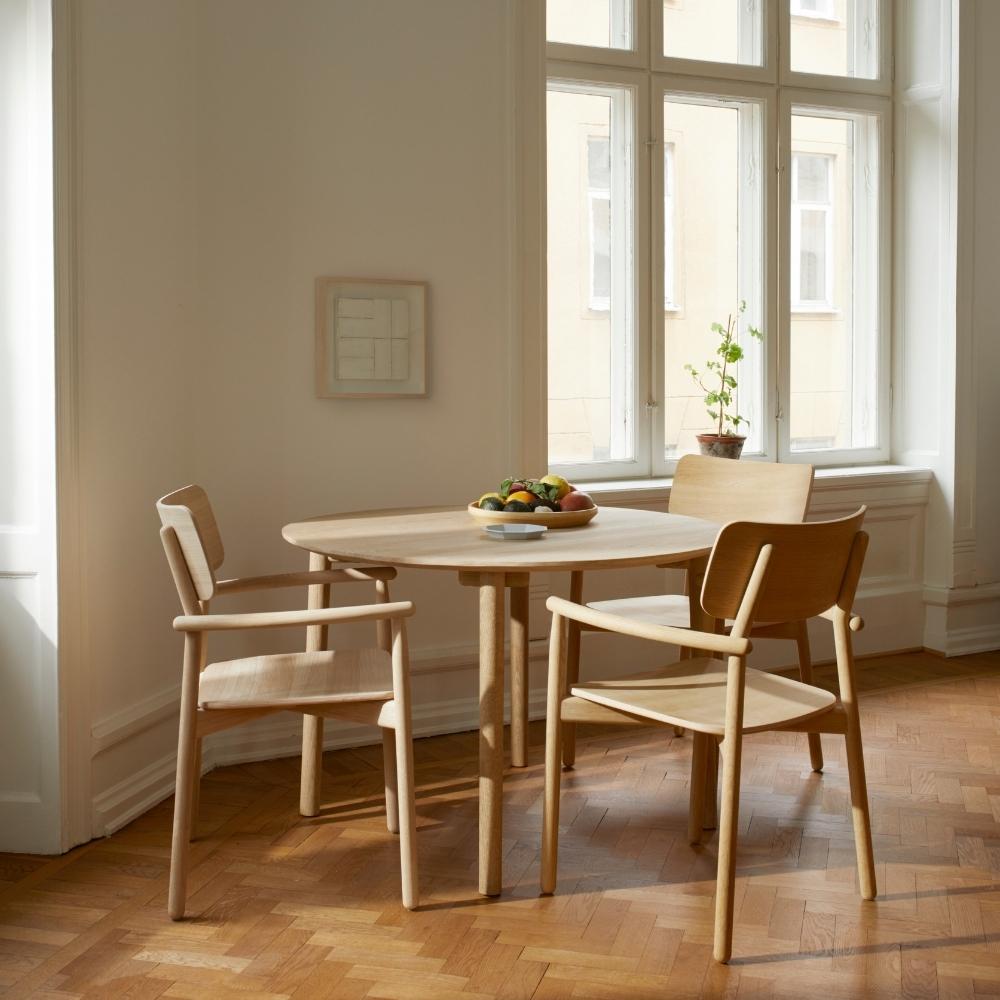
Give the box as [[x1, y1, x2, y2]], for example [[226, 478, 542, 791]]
[[315, 277, 427, 398]]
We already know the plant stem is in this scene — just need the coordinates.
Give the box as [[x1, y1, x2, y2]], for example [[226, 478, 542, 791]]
[[717, 313, 733, 437]]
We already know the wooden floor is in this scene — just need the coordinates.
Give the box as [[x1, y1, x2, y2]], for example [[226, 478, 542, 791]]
[[3, 650, 1000, 999]]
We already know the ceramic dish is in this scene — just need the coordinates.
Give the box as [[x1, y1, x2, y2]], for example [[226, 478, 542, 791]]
[[483, 523, 548, 541]]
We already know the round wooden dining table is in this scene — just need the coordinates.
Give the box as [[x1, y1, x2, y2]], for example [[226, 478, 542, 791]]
[[282, 505, 719, 896]]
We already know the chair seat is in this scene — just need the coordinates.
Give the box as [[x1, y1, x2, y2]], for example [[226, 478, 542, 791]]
[[199, 648, 393, 709], [587, 593, 692, 628], [570, 658, 836, 736]]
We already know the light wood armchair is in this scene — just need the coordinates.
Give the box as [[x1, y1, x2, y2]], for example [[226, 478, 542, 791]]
[[541, 508, 875, 963], [562, 455, 821, 776], [157, 486, 418, 918]]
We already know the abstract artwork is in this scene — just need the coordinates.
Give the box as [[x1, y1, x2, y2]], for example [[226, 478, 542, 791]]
[[315, 278, 427, 397]]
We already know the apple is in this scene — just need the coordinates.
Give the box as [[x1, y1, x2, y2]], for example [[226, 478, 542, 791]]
[[560, 490, 594, 512]]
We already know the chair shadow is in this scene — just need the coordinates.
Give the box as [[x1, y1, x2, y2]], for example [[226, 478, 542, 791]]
[[732, 931, 1000, 966]]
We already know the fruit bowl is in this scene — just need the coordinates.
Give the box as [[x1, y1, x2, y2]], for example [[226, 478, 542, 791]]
[[467, 502, 598, 529]]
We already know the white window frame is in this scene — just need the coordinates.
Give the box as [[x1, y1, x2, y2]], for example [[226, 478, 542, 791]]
[[547, 68, 649, 482], [543, 0, 892, 478], [663, 141, 677, 310], [778, 90, 890, 466], [790, 152, 835, 311]]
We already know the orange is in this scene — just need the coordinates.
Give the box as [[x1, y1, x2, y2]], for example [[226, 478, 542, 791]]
[[506, 491, 536, 505]]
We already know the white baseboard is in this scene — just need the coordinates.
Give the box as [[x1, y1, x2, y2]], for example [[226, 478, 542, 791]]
[[923, 582, 1000, 656]]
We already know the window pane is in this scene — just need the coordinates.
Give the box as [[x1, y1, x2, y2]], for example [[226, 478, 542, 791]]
[[548, 0, 631, 50], [548, 85, 635, 466], [790, 0, 880, 80], [798, 209, 828, 302], [664, 97, 763, 459], [796, 154, 831, 202], [790, 111, 880, 452], [663, 0, 763, 67]]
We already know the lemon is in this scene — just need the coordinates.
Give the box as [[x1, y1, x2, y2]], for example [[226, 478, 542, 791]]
[[540, 474, 572, 500], [477, 492, 504, 506]]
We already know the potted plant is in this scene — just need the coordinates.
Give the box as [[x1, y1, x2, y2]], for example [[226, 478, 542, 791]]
[[684, 301, 763, 460]]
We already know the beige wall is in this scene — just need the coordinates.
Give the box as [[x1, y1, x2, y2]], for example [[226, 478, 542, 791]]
[[76, 0, 517, 821]]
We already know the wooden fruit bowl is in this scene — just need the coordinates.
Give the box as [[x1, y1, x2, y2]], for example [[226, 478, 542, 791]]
[[467, 502, 598, 529]]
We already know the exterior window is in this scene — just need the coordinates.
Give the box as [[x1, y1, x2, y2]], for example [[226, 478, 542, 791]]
[[791, 0, 836, 18], [588, 137, 611, 312], [545, 0, 890, 472], [547, 84, 635, 470], [791, 153, 834, 309], [789, 112, 881, 455]]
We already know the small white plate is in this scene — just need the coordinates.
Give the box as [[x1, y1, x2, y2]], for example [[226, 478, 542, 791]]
[[483, 523, 548, 541]]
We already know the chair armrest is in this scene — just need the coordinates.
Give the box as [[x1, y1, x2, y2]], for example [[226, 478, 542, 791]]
[[818, 607, 864, 631], [215, 565, 396, 595], [173, 601, 414, 632], [545, 596, 751, 657]]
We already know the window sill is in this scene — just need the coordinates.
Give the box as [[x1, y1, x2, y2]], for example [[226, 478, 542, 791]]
[[576, 464, 934, 509]]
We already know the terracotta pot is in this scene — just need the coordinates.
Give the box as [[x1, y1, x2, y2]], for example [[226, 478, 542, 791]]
[[696, 434, 746, 460]]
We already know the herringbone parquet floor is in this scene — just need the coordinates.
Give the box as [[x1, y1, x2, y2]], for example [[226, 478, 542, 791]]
[[3, 650, 1000, 999]]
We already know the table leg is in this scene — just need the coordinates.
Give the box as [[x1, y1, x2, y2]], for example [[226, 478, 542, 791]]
[[509, 583, 530, 768], [479, 573, 506, 896], [300, 551, 329, 818]]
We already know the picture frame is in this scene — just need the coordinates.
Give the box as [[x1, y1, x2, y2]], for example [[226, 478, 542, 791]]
[[315, 277, 428, 398]]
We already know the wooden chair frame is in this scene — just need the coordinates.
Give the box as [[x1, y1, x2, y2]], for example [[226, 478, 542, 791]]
[[540, 510, 876, 963], [157, 487, 418, 918]]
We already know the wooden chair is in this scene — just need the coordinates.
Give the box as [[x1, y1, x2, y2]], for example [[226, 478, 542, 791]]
[[561, 455, 820, 776], [157, 485, 418, 918], [541, 509, 875, 963]]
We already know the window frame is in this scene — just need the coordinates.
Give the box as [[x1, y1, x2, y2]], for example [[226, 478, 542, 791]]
[[547, 64, 651, 483], [777, 88, 891, 466], [543, 0, 893, 479]]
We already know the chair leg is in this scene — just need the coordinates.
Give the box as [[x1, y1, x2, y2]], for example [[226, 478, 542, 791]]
[[714, 729, 744, 964], [795, 621, 824, 772], [834, 615, 877, 901], [540, 708, 563, 894], [382, 727, 399, 834], [394, 720, 419, 910], [510, 584, 530, 768], [703, 738, 719, 830], [541, 614, 567, 895], [688, 732, 709, 845], [169, 636, 202, 921], [561, 572, 583, 768], [300, 715, 324, 817], [188, 738, 203, 842]]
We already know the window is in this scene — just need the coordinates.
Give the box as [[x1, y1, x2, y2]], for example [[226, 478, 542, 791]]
[[791, 0, 836, 18], [791, 153, 834, 309], [545, 0, 891, 474], [587, 137, 611, 311]]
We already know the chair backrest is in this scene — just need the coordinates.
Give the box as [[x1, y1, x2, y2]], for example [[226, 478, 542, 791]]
[[669, 454, 813, 524], [156, 485, 225, 604], [701, 508, 867, 629]]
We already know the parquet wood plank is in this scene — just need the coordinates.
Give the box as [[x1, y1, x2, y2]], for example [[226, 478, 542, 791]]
[[0, 650, 998, 998]]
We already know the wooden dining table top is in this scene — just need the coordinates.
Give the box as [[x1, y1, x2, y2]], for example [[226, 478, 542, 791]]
[[282, 505, 719, 573]]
